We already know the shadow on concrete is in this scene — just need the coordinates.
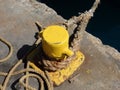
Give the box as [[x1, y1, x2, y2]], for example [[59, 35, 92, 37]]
[[17, 45, 32, 60], [11, 78, 20, 90]]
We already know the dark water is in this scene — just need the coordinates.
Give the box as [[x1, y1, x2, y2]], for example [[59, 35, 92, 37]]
[[39, 0, 120, 52]]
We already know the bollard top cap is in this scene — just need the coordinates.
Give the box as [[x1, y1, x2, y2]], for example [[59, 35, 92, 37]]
[[43, 25, 69, 44]]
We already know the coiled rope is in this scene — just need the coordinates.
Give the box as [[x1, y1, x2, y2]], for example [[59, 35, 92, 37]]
[[0, 36, 13, 63], [0, 0, 100, 89], [0, 37, 53, 90]]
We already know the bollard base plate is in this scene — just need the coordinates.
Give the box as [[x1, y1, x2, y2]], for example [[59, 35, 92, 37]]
[[29, 51, 85, 86]]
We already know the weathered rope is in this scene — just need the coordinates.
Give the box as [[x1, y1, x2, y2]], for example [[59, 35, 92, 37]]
[[37, 50, 76, 71], [0, 36, 53, 90], [0, 36, 13, 63], [37, 0, 100, 71], [0, 0, 100, 89], [19, 68, 53, 90], [0, 67, 53, 90], [2, 60, 22, 90], [25, 61, 30, 90], [0, 36, 13, 90], [70, 0, 100, 51]]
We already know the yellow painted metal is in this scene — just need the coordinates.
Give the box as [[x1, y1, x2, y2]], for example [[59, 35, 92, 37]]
[[28, 25, 85, 86], [40, 25, 74, 59], [29, 51, 85, 86]]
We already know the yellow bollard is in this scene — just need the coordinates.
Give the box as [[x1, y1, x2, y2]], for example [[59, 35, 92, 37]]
[[40, 25, 74, 59], [27, 25, 85, 86]]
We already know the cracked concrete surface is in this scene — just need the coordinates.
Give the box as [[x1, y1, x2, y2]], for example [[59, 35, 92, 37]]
[[0, 0, 120, 90]]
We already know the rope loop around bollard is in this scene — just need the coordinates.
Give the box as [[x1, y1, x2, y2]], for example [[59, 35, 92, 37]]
[[0, 0, 100, 89]]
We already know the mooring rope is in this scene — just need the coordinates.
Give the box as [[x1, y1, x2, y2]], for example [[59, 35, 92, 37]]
[[0, 36, 13, 63], [0, 37, 53, 90], [0, 0, 100, 89], [37, 0, 100, 71]]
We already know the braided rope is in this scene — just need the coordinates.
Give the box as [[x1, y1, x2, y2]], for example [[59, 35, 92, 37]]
[[71, 0, 100, 51], [37, 51, 76, 71], [0, 37, 53, 90], [0, 36, 13, 90], [0, 0, 100, 89], [0, 36, 13, 63], [36, 0, 100, 71]]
